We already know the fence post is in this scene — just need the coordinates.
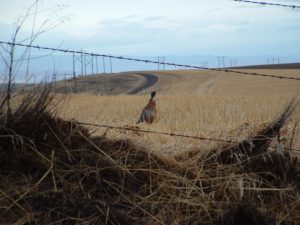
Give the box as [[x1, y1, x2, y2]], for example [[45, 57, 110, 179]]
[[72, 51, 77, 93], [84, 53, 87, 75], [96, 56, 99, 74], [91, 55, 94, 75], [80, 50, 84, 76], [64, 73, 67, 93], [109, 56, 113, 73], [53, 73, 56, 86], [102, 56, 106, 74]]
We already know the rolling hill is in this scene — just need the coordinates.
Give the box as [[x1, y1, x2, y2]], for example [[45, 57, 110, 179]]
[[52, 66, 300, 96]]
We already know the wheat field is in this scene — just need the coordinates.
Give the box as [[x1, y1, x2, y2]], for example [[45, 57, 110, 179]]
[[58, 94, 299, 155], [56, 69, 300, 155], [133, 69, 300, 95]]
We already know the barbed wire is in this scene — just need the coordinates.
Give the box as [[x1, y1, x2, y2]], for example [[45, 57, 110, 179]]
[[78, 121, 238, 144], [1, 40, 300, 81], [234, 0, 300, 9], [77, 121, 300, 153], [2, 36, 298, 150]]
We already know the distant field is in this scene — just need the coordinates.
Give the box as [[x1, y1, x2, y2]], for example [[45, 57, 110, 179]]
[[60, 94, 300, 153], [150, 69, 300, 96], [57, 68, 300, 154], [53, 68, 300, 96]]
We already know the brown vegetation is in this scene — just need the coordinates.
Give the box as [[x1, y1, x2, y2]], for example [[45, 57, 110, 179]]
[[52, 69, 300, 96], [0, 88, 299, 224]]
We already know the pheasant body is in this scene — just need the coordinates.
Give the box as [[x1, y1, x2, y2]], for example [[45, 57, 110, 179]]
[[137, 91, 157, 124]]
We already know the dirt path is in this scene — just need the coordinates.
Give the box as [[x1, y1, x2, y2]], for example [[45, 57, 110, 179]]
[[127, 73, 159, 94]]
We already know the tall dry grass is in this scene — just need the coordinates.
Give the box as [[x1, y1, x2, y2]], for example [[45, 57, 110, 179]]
[[58, 93, 300, 155], [1, 88, 300, 224], [2, 69, 300, 224], [138, 69, 300, 96]]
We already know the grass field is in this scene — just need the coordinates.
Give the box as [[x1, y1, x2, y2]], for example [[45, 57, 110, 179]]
[[57, 69, 300, 152], [2, 68, 300, 224], [143, 69, 300, 95], [53, 68, 300, 96]]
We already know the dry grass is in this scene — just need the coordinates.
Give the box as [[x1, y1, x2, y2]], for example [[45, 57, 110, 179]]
[[145, 69, 300, 95], [51, 69, 300, 96], [56, 69, 300, 154], [53, 73, 145, 95], [1, 87, 300, 225], [58, 93, 300, 155], [2, 69, 300, 224]]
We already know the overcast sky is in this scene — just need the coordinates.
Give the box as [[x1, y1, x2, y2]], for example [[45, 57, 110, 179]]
[[1, 0, 300, 58]]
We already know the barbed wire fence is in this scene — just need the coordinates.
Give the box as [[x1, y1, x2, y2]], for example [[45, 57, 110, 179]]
[[0, 40, 300, 151], [234, 0, 300, 9], [1, 40, 300, 94], [76, 121, 300, 154]]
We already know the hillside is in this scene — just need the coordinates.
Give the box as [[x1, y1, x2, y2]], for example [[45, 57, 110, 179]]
[[152, 69, 300, 96], [52, 68, 300, 96]]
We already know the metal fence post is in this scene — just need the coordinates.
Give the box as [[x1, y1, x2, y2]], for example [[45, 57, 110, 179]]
[[72, 51, 77, 93], [109, 56, 112, 73], [102, 56, 106, 74], [80, 50, 84, 76], [91, 55, 94, 75], [96, 56, 99, 74]]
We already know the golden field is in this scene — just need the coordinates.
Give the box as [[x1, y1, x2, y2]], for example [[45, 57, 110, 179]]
[[3, 68, 300, 224], [58, 69, 300, 155]]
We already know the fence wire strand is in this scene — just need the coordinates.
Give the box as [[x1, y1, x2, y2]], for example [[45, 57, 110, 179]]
[[1, 40, 300, 81], [0, 40, 299, 152], [77, 121, 300, 154], [234, 0, 300, 9], [78, 121, 300, 154], [77, 121, 236, 144]]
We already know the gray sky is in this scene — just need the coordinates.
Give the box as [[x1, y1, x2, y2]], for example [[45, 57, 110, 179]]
[[1, 0, 300, 57]]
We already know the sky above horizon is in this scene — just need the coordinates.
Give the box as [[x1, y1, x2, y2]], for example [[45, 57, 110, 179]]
[[1, 0, 300, 59]]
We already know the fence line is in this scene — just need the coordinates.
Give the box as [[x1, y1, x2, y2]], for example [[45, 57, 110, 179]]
[[78, 121, 237, 143], [1, 40, 300, 82], [1, 40, 299, 152], [234, 0, 300, 9], [78, 121, 297, 146], [77, 121, 300, 153]]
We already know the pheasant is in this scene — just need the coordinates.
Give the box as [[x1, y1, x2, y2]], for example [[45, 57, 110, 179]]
[[137, 91, 157, 124]]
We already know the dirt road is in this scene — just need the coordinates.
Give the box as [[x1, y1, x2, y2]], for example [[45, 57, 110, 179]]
[[127, 73, 159, 94]]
